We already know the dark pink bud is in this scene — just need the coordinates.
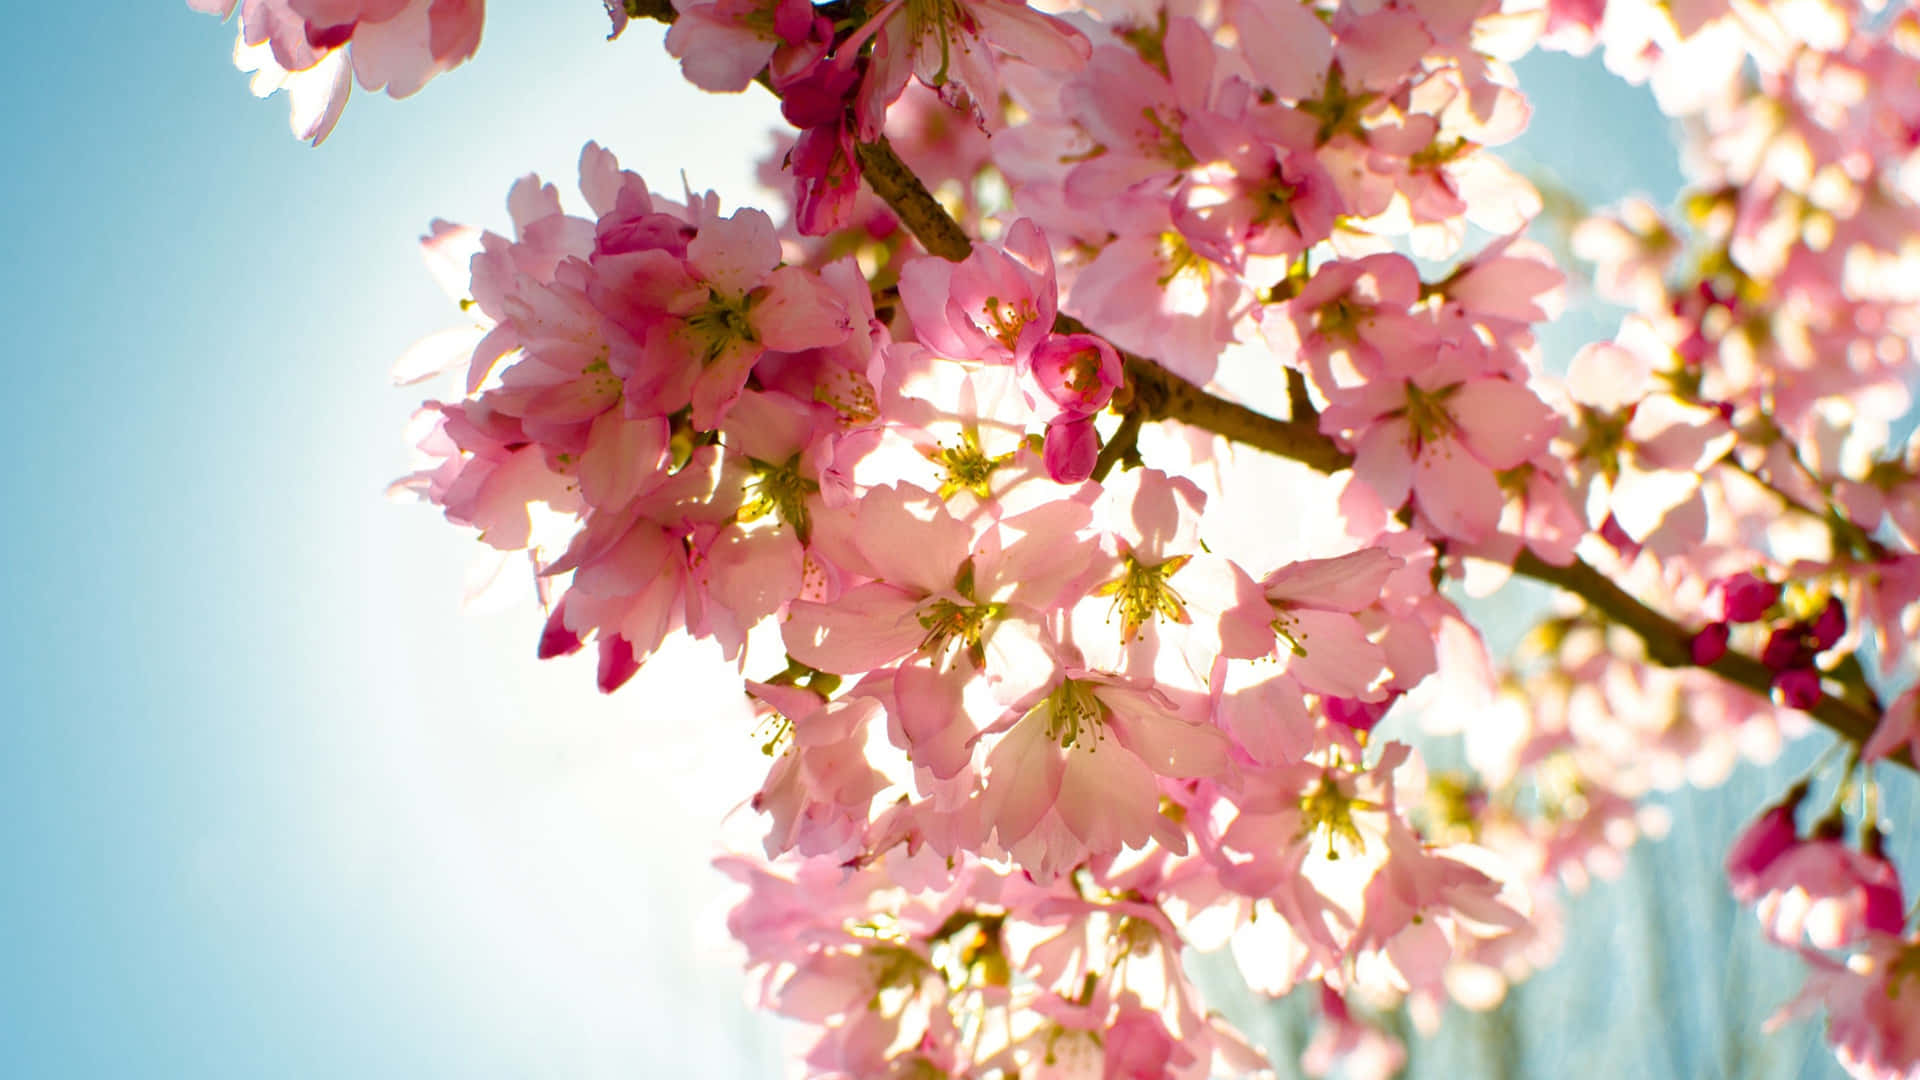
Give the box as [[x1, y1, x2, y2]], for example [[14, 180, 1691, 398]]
[[1809, 598, 1847, 651], [790, 123, 859, 237], [773, 0, 814, 44], [1031, 333, 1122, 415], [1318, 983, 1352, 1022], [1861, 830, 1907, 935], [1325, 695, 1392, 733], [1771, 667, 1822, 710], [306, 21, 357, 51], [1726, 785, 1805, 902], [1043, 414, 1099, 484], [538, 598, 584, 659], [779, 55, 861, 129], [1713, 573, 1779, 623], [1760, 626, 1806, 671], [597, 635, 641, 694], [1599, 515, 1640, 558], [1691, 622, 1730, 665], [865, 210, 899, 241]]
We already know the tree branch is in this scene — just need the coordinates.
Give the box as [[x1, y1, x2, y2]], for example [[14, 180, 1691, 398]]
[[839, 142, 1899, 765], [609, 5, 1902, 769], [854, 139, 973, 262]]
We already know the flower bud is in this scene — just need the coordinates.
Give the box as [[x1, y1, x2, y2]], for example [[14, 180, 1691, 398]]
[[1712, 573, 1779, 622], [1031, 333, 1122, 416], [1809, 598, 1847, 651], [1691, 621, 1730, 665], [1771, 667, 1822, 710], [1761, 626, 1807, 671], [1043, 414, 1099, 484], [1727, 784, 1805, 901]]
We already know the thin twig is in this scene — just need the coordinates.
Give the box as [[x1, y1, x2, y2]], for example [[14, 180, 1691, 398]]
[[1090, 408, 1144, 482]]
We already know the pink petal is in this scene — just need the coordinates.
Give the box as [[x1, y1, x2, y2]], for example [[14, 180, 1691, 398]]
[[1450, 378, 1556, 470], [1232, 0, 1332, 100], [1217, 670, 1315, 764], [782, 582, 925, 673], [851, 485, 971, 594], [1285, 609, 1390, 699], [1352, 419, 1415, 510], [1412, 440, 1502, 541], [577, 413, 669, 508], [688, 208, 782, 298], [893, 662, 976, 779], [1104, 687, 1228, 778], [1263, 547, 1400, 612], [752, 266, 852, 352], [982, 710, 1066, 843], [1056, 741, 1157, 852], [665, 15, 778, 92]]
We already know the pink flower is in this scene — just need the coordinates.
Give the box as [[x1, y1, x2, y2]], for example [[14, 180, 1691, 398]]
[[1769, 934, 1920, 1080], [844, 0, 1091, 139], [978, 673, 1228, 874], [1351, 826, 1525, 996], [1030, 333, 1122, 416], [1322, 342, 1559, 542], [1752, 831, 1908, 950], [664, 0, 815, 92], [899, 218, 1056, 367], [1266, 254, 1434, 389], [592, 205, 852, 427], [747, 684, 890, 858], [781, 485, 1095, 776], [196, 0, 484, 142]]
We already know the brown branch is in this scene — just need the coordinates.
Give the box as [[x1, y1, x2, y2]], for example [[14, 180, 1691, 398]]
[[854, 139, 973, 262], [1089, 406, 1144, 482], [845, 145, 1901, 766], [611, 4, 1903, 769], [1513, 552, 1900, 766]]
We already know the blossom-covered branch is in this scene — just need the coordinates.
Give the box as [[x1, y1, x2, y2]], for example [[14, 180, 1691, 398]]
[[849, 127, 1904, 772]]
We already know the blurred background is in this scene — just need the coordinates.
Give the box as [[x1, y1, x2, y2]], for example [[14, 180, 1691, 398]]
[[0, 4, 1910, 1077]]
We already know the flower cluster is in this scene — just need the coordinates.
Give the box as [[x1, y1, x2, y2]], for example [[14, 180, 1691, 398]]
[[200, 0, 1920, 1074], [193, 0, 484, 142]]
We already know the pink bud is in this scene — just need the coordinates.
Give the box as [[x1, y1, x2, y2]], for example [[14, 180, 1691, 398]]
[[1772, 667, 1822, 710], [1761, 626, 1806, 671], [779, 55, 860, 129], [790, 124, 860, 237], [538, 599, 584, 659], [773, 0, 814, 44], [1861, 831, 1907, 935], [1031, 333, 1122, 415], [597, 635, 641, 693], [1043, 414, 1100, 483], [1727, 787, 1804, 901], [1325, 695, 1392, 732], [1712, 573, 1779, 622], [1691, 621, 1730, 665], [1809, 598, 1847, 651], [1599, 514, 1639, 558]]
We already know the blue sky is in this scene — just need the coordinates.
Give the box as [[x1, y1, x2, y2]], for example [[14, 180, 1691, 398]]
[[0, 5, 1907, 1078], [1, 5, 790, 1075]]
